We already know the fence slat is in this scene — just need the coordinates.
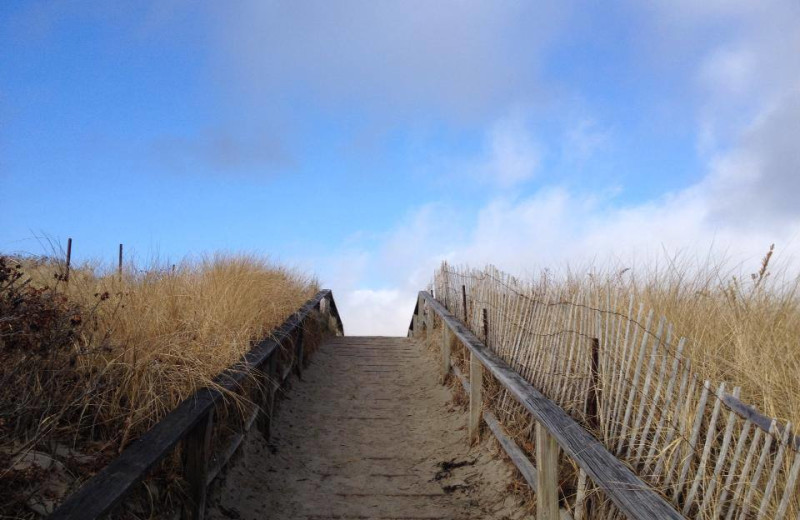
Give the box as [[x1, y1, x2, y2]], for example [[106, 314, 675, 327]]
[[775, 449, 800, 520], [673, 380, 711, 500], [627, 316, 666, 459], [757, 422, 793, 519], [738, 420, 777, 520], [421, 292, 683, 519], [725, 426, 764, 520], [683, 382, 726, 514], [699, 387, 741, 515], [642, 337, 686, 476], [616, 309, 655, 454]]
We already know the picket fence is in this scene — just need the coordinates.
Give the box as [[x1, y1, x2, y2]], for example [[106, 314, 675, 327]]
[[432, 264, 799, 520]]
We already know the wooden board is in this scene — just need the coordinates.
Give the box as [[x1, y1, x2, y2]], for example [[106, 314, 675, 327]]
[[50, 290, 338, 520], [419, 291, 684, 520]]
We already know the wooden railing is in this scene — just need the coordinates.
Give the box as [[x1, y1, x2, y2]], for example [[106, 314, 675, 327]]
[[430, 265, 800, 519], [410, 290, 684, 520], [50, 290, 343, 520]]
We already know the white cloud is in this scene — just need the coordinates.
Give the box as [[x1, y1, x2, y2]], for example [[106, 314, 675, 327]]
[[337, 289, 414, 336], [255, 1, 800, 336], [208, 1, 570, 121], [480, 117, 542, 187], [699, 46, 756, 98], [332, 184, 800, 335]]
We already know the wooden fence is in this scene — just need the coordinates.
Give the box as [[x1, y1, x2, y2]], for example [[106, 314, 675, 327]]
[[410, 291, 683, 520], [423, 265, 799, 519], [50, 290, 344, 520]]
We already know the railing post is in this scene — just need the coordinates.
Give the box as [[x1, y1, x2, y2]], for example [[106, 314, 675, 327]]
[[587, 338, 600, 429], [441, 326, 451, 383], [118, 243, 123, 279], [183, 409, 214, 520], [64, 237, 72, 282], [535, 422, 560, 520], [469, 351, 483, 443], [461, 285, 467, 323], [258, 353, 278, 440]]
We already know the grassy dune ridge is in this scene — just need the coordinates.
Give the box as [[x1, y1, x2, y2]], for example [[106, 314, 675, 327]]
[[1, 253, 318, 508]]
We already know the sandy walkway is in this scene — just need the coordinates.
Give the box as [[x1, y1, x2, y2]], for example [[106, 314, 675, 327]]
[[206, 336, 528, 520]]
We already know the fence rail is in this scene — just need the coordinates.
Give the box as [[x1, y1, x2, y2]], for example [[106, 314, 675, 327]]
[[410, 291, 683, 520], [50, 290, 343, 520], [425, 264, 800, 519]]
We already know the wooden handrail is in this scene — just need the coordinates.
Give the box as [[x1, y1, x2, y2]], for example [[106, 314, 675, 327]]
[[416, 291, 683, 520], [51, 290, 342, 520]]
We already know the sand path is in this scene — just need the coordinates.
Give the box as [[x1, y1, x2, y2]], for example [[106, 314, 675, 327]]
[[206, 336, 527, 520]]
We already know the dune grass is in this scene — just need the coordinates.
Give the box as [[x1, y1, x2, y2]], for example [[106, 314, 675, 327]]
[[432, 247, 800, 518], [1, 253, 318, 515]]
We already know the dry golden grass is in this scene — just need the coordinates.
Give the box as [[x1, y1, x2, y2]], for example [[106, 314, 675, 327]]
[[433, 247, 800, 518], [596, 247, 800, 428], [1, 253, 318, 515], [441, 247, 800, 427]]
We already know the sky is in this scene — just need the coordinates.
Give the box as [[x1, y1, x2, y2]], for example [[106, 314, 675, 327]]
[[1, 1, 799, 335]]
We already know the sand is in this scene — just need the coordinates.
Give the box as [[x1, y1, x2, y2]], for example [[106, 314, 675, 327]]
[[205, 336, 530, 520]]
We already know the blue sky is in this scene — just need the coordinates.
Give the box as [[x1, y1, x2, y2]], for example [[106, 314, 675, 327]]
[[2, 1, 799, 333]]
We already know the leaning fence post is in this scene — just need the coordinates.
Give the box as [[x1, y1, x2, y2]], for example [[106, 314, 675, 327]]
[[535, 422, 560, 520], [587, 338, 601, 429], [441, 326, 451, 383], [461, 285, 467, 323], [183, 409, 214, 520], [64, 237, 72, 282], [118, 243, 123, 279], [469, 351, 483, 443]]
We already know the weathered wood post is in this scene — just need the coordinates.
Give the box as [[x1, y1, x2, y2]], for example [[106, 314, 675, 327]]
[[64, 237, 72, 282], [419, 294, 428, 340], [183, 409, 214, 520], [469, 351, 483, 443], [441, 325, 451, 383], [461, 285, 468, 323], [482, 308, 489, 345], [535, 422, 560, 520], [257, 353, 278, 440], [118, 243, 123, 279], [587, 338, 601, 429], [468, 308, 487, 444]]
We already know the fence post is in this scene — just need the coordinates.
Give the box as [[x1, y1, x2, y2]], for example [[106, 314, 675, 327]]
[[183, 409, 214, 520], [461, 285, 467, 323], [258, 353, 278, 440], [535, 422, 560, 520], [65, 237, 72, 282], [118, 243, 123, 279], [441, 326, 451, 383], [469, 351, 483, 443], [587, 338, 600, 429], [482, 308, 489, 345]]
